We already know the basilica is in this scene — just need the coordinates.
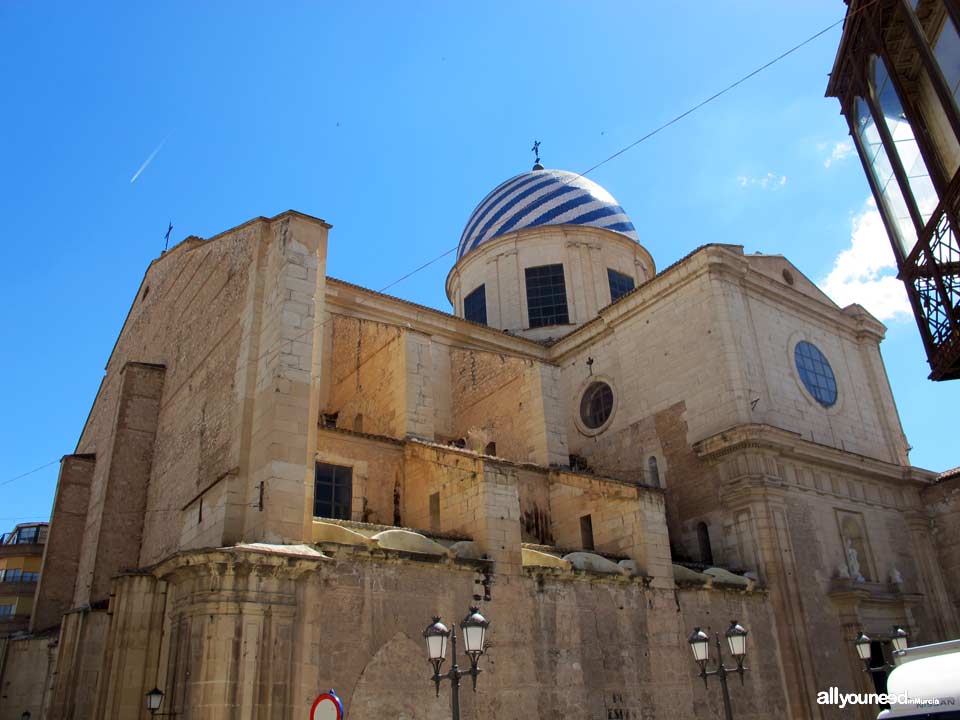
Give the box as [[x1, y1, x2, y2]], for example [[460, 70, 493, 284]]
[[0, 160, 957, 720]]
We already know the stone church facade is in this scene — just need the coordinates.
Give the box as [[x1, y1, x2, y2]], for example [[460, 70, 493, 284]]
[[0, 166, 958, 720]]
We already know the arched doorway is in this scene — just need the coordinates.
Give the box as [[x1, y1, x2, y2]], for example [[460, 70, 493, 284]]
[[348, 632, 450, 720]]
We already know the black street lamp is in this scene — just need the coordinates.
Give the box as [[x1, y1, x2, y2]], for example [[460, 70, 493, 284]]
[[687, 620, 749, 720], [145, 687, 178, 717], [423, 606, 490, 720]]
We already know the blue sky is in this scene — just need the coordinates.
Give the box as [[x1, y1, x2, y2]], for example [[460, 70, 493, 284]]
[[1, 1, 957, 525]]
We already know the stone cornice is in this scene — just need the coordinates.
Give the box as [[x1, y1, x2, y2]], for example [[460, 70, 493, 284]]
[[694, 423, 936, 485], [326, 277, 552, 361], [547, 244, 886, 359]]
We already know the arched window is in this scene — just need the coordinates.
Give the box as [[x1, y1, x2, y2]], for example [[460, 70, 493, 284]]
[[647, 456, 660, 487], [697, 522, 713, 565]]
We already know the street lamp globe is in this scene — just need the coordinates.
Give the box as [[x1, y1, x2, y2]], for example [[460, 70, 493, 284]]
[[725, 620, 748, 659], [460, 606, 489, 662], [688, 627, 710, 665], [890, 626, 909, 653], [145, 687, 165, 714], [423, 617, 451, 674], [854, 632, 872, 662]]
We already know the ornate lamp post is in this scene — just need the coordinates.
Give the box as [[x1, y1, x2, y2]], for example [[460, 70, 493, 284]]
[[854, 626, 909, 673], [687, 620, 749, 720], [423, 606, 490, 720]]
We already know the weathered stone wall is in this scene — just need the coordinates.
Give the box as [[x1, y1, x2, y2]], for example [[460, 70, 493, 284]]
[[314, 428, 405, 526], [55, 212, 330, 612], [326, 315, 406, 438], [0, 634, 57, 720], [75, 546, 787, 720], [702, 435, 958, 720], [924, 475, 960, 618], [47, 609, 110, 720], [69, 225, 258, 605], [449, 349, 566, 465], [547, 470, 672, 581], [401, 443, 484, 535], [32, 455, 94, 632], [732, 254, 909, 465]]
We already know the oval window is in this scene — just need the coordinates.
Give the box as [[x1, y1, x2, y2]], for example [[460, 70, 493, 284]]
[[794, 341, 837, 407], [579, 381, 614, 429]]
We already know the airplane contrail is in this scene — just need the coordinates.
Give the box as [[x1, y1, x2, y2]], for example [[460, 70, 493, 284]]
[[130, 132, 172, 184]]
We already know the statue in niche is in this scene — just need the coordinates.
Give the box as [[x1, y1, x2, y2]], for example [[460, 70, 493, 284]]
[[835, 562, 850, 580], [845, 537, 866, 582], [890, 566, 904, 586]]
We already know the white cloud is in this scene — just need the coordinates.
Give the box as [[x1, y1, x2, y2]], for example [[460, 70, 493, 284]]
[[823, 140, 853, 168], [820, 198, 911, 321], [738, 172, 787, 190]]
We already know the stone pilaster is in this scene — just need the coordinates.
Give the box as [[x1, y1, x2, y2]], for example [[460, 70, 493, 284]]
[[237, 213, 330, 544], [32, 453, 95, 632]]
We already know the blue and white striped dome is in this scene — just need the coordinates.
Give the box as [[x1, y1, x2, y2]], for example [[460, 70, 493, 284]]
[[457, 168, 638, 260]]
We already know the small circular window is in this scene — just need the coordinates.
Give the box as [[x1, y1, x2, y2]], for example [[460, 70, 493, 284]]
[[580, 381, 614, 429], [794, 341, 837, 407]]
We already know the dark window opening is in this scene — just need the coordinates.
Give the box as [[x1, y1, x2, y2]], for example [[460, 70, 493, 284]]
[[648, 456, 660, 487], [697, 522, 713, 565], [580, 515, 595, 551], [525, 264, 569, 328], [579, 381, 614, 429], [464, 284, 488, 325], [484, 441, 497, 456], [869, 641, 890, 707], [429, 492, 441, 532], [607, 269, 635, 302], [320, 411, 339, 429], [314, 462, 353, 520]]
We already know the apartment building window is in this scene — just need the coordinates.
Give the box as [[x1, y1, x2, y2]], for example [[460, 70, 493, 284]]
[[0, 568, 22, 582], [22, 572, 39, 582], [0, 604, 14, 616], [607, 268, 635, 302], [525, 264, 569, 328], [464, 284, 488, 325], [314, 462, 353, 520], [12, 527, 40, 544]]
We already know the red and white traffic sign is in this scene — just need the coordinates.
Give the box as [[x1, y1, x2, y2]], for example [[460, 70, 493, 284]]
[[310, 690, 344, 720]]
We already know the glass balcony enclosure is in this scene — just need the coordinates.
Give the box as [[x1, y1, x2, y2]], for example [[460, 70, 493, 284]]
[[828, 0, 960, 380]]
